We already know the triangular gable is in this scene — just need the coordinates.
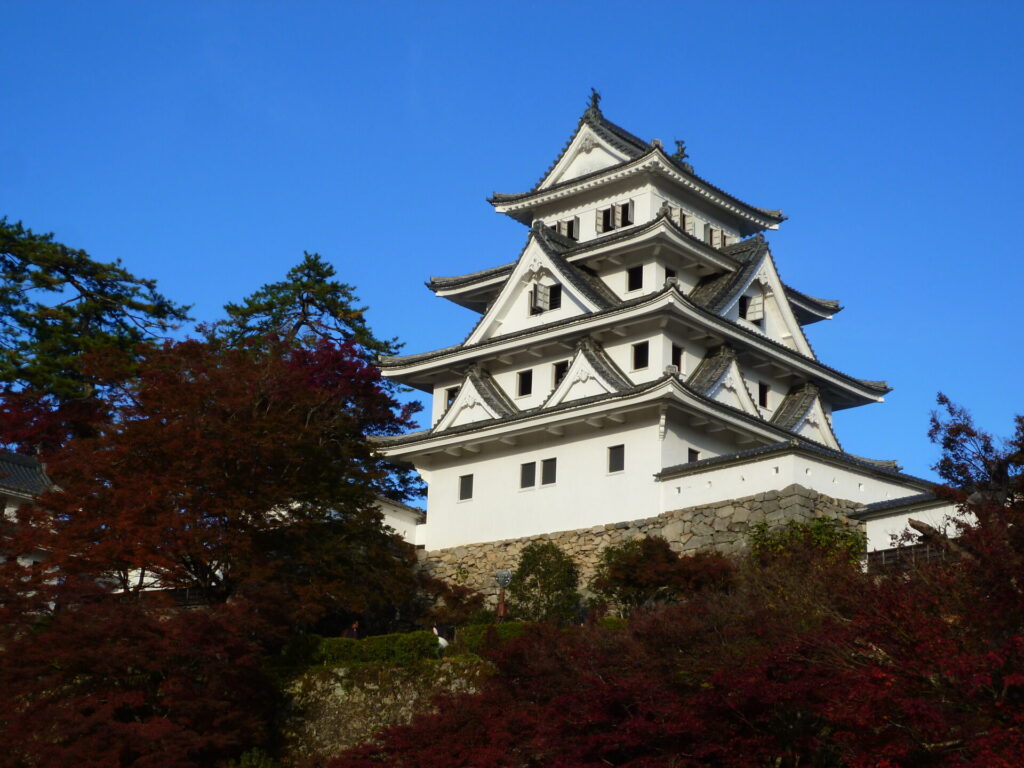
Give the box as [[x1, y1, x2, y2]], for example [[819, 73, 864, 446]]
[[791, 395, 840, 450], [464, 228, 613, 346], [719, 248, 815, 358], [434, 367, 517, 432], [706, 359, 761, 418], [538, 122, 634, 191], [543, 338, 632, 408]]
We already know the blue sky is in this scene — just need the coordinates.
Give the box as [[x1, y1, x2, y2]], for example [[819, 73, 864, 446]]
[[3, 1, 1022, 480]]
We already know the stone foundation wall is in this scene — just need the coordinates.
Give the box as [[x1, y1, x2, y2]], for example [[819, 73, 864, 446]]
[[418, 484, 862, 601]]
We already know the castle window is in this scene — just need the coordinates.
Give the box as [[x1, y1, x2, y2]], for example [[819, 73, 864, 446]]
[[665, 267, 676, 281], [704, 223, 713, 244], [758, 382, 770, 408], [626, 265, 643, 292], [632, 341, 649, 370], [445, 386, 460, 407], [529, 283, 562, 315], [671, 344, 683, 371], [553, 360, 570, 386], [459, 474, 474, 501], [688, 448, 701, 463], [608, 444, 625, 473], [556, 217, 579, 241], [541, 458, 557, 485], [517, 370, 533, 397], [739, 290, 765, 328], [738, 295, 750, 319], [596, 200, 634, 233], [520, 462, 536, 488]]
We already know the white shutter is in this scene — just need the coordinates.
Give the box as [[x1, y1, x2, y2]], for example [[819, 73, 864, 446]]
[[613, 203, 623, 229], [534, 283, 551, 312], [595, 208, 605, 234], [712, 229, 722, 248], [624, 200, 634, 225]]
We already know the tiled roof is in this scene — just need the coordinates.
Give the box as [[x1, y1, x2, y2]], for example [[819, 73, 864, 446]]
[[489, 103, 784, 226], [531, 223, 621, 308], [686, 346, 737, 395], [857, 492, 943, 515], [784, 284, 842, 316], [467, 365, 518, 417], [656, 440, 933, 489], [770, 383, 820, 430], [577, 337, 632, 391], [688, 237, 768, 314], [0, 451, 49, 496]]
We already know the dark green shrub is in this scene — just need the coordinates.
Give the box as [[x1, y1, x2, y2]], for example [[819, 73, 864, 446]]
[[748, 517, 866, 563], [591, 536, 734, 613], [455, 621, 529, 654], [597, 616, 628, 631], [507, 541, 581, 623], [317, 630, 438, 666]]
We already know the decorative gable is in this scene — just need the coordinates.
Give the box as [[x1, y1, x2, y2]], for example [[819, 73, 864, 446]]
[[433, 366, 517, 432], [543, 338, 632, 408], [463, 228, 615, 345], [539, 123, 632, 190], [792, 396, 840, 449], [686, 346, 760, 418]]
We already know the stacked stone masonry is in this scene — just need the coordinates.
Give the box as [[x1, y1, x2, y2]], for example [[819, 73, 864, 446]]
[[418, 484, 862, 601]]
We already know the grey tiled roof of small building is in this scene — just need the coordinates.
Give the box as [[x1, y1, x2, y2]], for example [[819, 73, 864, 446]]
[[656, 440, 932, 488], [770, 383, 820, 430], [686, 346, 737, 394], [0, 452, 49, 496], [857, 492, 943, 515]]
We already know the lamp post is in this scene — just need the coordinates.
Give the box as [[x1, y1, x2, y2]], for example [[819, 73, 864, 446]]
[[495, 569, 512, 621]]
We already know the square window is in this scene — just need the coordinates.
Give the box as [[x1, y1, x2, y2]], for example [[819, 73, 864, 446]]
[[738, 295, 750, 319], [445, 386, 460, 407], [520, 462, 536, 488], [688, 448, 700, 463], [626, 265, 643, 292], [601, 207, 614, 232], [541, 458, 557, 485], [517, 369, 533, 397], [632, 341, 649, 370], [553, 360, 570, 385], [608, 444, 625, 473], [758, 382, 770, 408], [619, 201, 633, 226], [459, 474, 474, 501]]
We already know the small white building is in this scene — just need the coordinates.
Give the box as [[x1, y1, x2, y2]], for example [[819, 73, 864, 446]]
[[379, 94, 955, 558]]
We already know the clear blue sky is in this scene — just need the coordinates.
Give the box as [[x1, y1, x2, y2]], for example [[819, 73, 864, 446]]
[[3, 1, 1022, 480]]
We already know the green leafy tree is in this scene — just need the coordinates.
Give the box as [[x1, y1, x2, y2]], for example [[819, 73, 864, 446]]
[[748, 516, 866, 564], [0, 218, 190, 401], [507, 541, 580, 623], [210, 252, 397, 357]]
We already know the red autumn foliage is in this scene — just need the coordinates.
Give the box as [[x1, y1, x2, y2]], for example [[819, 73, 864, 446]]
[[326, 400, 1024, 767], [0, 335, 423, 767]]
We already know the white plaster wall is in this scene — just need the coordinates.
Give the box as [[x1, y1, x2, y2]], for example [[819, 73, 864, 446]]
[[864, 503, 962, 552], [535, 183, 651, 243], [660, 453, 928, 518], [418, 420, 661, 549], [649, 187, 742, 241], [661, 416, 747, 468], [377, 499, 424, 545]]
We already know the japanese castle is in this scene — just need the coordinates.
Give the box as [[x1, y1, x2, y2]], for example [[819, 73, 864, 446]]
[[380, 93, 949, 556]]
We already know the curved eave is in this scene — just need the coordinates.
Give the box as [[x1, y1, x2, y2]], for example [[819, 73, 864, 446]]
[[377, 375, 790, 456], [381, 287, 890, 406], [490, 148, 785, 234], [426, 217, 742, 310], [784, 285, 844, 325]]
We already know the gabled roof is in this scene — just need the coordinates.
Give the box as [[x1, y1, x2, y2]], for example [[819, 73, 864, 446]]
[[0, 451, 49, 497], [531, 223, 620, 308], [770, 382, 820, 430], [784, 284, 843, 324], [687, 346, 738, 395], [489, 97, 785, 230], [542, 337, 633, 410], [688, 236, 768, 313], [432, 365, 518, 433]]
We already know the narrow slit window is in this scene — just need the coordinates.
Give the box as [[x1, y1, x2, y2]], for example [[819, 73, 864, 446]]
[[619, 201, 633, 226], [553, 360, 570, 386], [608, 444, 625, 473], [548, 284, 562, 310], [665, 267, 677, 281], [458, 474, 474, 501], [632, 341, 649, 370], [758, 382, 770, 408], [601, 208, 614, 232], [704, 222, 713, 244], [626, 265, 643, 292], [517, 370, 533, 397], [688, 448, 700, 463], [541, 458, 557, 485], [520, 462, 536, 489], [738, 295, 750, 319]]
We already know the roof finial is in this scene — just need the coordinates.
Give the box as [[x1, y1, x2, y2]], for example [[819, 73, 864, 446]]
[[587, 87, 602, 116], [672, 139, 694, 172]]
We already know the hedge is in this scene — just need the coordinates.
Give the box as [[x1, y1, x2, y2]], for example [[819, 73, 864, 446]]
[[455, 622, 529, 654], [317, 630, 438, 667]]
